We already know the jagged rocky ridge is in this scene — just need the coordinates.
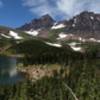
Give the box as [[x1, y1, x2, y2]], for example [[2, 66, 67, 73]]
[[19, 11, 100, 32], [0, 11, 100, 57], [17, 11, 100, 39], [18, 14, 55, 30], [0, 11, 100, 40]]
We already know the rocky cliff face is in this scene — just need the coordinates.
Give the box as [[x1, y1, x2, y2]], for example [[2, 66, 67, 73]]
[[19, 14, 55, 30], [19, 11, 100, 33], [68, 11, 100, 32]]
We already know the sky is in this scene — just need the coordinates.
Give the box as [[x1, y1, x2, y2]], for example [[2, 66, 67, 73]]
[[0, 0, 100, 28]]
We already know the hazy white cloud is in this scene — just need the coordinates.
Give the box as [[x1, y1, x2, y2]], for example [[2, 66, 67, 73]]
[[22, 0, 60, 18], [22, 0, 100, 20], [57, 0, 100, 18], [0, 0, 3, 7]]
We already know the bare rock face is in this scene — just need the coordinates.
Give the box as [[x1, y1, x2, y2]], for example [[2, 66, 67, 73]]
[[19, 11, 100, 33], [19, 14, 55, 30], [17, 11, 100, 39], [68, 11, 100, 32]]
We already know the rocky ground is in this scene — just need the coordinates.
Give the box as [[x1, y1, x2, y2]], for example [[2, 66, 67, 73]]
[[19, 64, 69, 82]]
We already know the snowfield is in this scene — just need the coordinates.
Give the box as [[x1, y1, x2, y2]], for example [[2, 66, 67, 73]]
[[90, 16, 94, 20], [58, 33, 67, 39], [68, 42, 81, 46], [51, 24, 65, 29], [68, 42, 82, 52], [57, 33, 73, 40], [70, 46, 82, 52], [45, 42, 62, 48], [1, 34, 11, 38], [9, 31, 23, 39], [25, 30, 39, 36]]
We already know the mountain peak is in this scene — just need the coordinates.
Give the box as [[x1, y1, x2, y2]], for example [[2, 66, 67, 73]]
[[19, 14, 55, 30], [40, 14, 54, 21]]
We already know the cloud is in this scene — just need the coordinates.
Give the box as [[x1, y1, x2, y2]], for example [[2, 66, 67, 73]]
[[22, 0, 60, 18], [0, 0, 3, 7], [57, 0, 100, 18], [22, 0, 100, 20]]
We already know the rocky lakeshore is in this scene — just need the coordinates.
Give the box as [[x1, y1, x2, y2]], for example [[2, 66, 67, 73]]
[[18, 64, 69, 82]]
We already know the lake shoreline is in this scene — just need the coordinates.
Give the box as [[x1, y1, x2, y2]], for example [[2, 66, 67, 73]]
[[18, 64, 68, 82]]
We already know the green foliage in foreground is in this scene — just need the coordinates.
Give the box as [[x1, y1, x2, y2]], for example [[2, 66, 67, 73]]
[[0, 59, 99, 100]]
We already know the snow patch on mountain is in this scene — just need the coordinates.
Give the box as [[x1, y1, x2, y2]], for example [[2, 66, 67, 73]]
[[90, 16, 94, 20], [45, 42, 62, 48], [72, 23, 76, 27], [51, 24, 65, 29], [68, 42, 79, 46], [70, 46, 82, 52], [1, 34, 11, 39], [89, 38, 96, 42], [72, 18, 77, 27], [25, 30, 39, 36], [58, 33, 67, 39], [74, 18, 77, 23], [78, 37, 86, 42], [88, 38, 100, 43], [68, 42, 82, 52], [57, 33, 73, 40], [9, 31, 23, 39]]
